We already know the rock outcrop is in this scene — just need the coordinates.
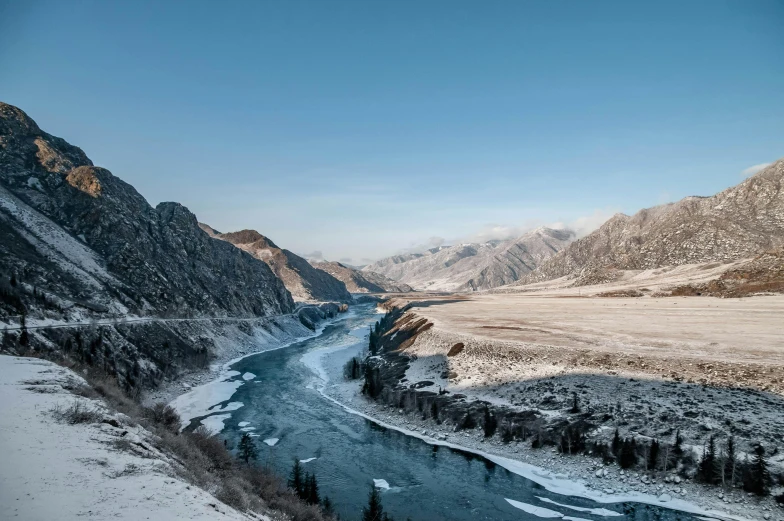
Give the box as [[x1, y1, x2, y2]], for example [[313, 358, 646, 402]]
[[517, 160, 784, 286], [310, 260, 413, 293], [0, 102, 294, 319], [208, 228, 352, 303]]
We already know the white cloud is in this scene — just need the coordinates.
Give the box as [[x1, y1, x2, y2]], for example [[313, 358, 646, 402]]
[[297, 250, 323, 260], [465, 209, 617, 243], [741, 162, 772, 178], [395, 236, 446, 255]]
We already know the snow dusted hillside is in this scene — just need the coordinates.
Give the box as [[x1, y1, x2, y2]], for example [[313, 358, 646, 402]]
[[363, 227, 575, 291], [0, 356, 262, 520]]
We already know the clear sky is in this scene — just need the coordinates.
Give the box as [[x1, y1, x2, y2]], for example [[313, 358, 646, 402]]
[[1, 1, 782, 263]]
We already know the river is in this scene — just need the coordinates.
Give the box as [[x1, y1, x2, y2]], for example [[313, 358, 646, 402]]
[[183, 303, 703, 521]]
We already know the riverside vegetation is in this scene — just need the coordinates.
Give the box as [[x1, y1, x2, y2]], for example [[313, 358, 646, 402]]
[[345, 309, 784, 505]]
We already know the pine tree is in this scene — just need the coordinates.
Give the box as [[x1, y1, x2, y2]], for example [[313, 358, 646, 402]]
[[430, 400, 439, 421], [302, 472, 312, 501], [288, 459, 304, 496], [745, 444, 770, 496], [483, 405, 497, 438], [19, 312, 29, 347], [362, 485, 385, 521], [307, 473, 320, 505], [698, 435, 717, 484], [648, 439, 660, 470], [673, 429, 684, 456], [322, 496, 334, 516], [569, 392, 580, 413], [724, 436, 737, 487], [611, 428, 621, 456], [237, 433, 258, 464], [619, 438, 637, 469]]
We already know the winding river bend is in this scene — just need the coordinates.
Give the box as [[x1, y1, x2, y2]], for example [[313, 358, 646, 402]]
[[186, 304, 701, 521]]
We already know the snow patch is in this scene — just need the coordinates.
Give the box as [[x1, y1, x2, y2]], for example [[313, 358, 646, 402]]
[[242, 372, 256, 381], [263, 438, 279, 447], [373, 479, 390, 490]]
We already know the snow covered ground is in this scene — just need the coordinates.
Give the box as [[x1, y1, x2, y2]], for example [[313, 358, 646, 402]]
[[0, 355, 266, 521]]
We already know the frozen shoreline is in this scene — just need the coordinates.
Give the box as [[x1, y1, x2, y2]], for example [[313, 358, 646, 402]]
[[307, 340, 775, 521], [164, 308, 362, 433]]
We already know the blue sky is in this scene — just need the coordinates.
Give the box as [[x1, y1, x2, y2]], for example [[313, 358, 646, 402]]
[[1, 1, 782, 263]]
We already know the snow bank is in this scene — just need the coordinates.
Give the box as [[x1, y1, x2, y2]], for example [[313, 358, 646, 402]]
[[0, 355, 261, 521]]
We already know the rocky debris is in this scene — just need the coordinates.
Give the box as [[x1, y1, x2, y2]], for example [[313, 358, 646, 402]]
[[0, 102, 294, 319], [310, 260, 413, 293], [327, 367, 784, 521], [518, 160, 784, 287], [210, 228, 352, 303], [667, 247, 784, 297], [363, 227, 575, 291]]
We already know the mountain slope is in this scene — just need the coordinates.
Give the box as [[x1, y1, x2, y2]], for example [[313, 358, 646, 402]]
[[209, 228, 352, 303], [518, 160, 784, 286], [363, 228, 575, 291], [0, 102, 294, 319], [310, 260, 413, 293]]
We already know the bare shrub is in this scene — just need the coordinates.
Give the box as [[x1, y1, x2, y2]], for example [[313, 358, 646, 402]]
[[146, 402, 180, 432], [52, 401, 103, 424], [215, 479, 248, 512]]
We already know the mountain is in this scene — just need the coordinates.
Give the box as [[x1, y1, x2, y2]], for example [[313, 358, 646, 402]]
[[0, 102, 294, 319], [310, 260, 413, 293], [518, 160, 784, 286], [362, 227, 575, 291], [206, 227, 352, 303]]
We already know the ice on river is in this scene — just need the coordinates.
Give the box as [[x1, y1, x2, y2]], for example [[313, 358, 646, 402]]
[[263, 438, 279, 446], [242, 372, 256, 381], [373, 479, 390, 490], [200, 414, 232, 435]]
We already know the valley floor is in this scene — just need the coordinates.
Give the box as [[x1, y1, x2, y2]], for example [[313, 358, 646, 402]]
[[0, 356, 263, 521], [347, 291, 784, 520]]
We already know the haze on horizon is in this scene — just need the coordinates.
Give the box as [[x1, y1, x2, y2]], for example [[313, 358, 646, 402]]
[[1, 0, 782, 264]]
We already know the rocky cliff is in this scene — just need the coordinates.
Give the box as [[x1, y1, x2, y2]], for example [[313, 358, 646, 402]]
[[0, 102, 309, 391], [310, 260, 413, 293], [207, 227, 352, 303], [518, 160, 784, 286], [0, 102, 294, 319]]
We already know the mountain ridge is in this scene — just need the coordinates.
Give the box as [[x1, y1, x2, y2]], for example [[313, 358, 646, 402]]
[[206, 227, 352, 303], [515, 160, 784, 287], [363, 227, 575, 291]]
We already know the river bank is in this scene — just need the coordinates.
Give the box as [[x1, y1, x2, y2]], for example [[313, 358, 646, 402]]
[[146, 304, 348, 409], [318, 335, 781, 521]]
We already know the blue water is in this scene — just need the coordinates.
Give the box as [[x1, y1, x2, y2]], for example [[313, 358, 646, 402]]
[[189, 304, 702, 521]]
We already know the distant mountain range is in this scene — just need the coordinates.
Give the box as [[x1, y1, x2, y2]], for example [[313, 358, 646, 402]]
[[363, 227, 575, 291], [200, 226, 353, 303], [515, 160, 784, 287], [310, 260, 413, 293]]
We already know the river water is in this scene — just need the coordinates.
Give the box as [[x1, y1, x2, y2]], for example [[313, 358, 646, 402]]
[[186, 303, 702, 521]]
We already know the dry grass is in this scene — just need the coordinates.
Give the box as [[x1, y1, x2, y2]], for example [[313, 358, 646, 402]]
[[51, 401, 103, 425]]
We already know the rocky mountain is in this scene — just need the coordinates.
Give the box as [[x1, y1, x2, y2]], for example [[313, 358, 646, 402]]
[[362, 227, 575, 291], [0, 102, 294, 319], [518, 160, 784, 286], [310, 260, 413, 293], [205, 227, 352, 303]]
